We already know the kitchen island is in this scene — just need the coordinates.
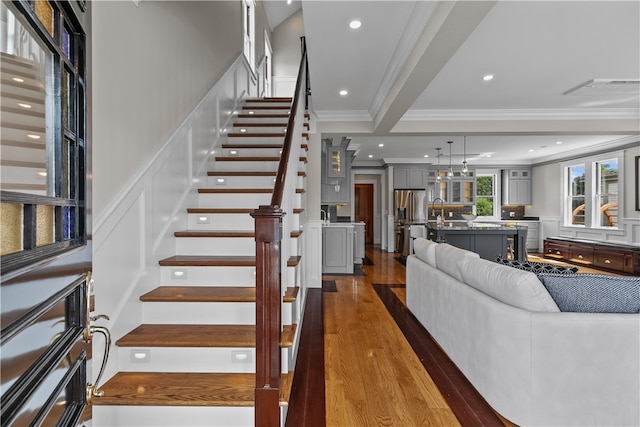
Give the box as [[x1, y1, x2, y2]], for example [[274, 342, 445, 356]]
[[426, 223, 528, 262], [322, 222, 366, 274]]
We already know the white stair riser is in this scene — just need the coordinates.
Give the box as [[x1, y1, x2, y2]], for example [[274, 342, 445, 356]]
[[222, 147, 283, 157], [211, 161, 279, 172], [198, 192, 271, 208], [117, 347, 256, 373], [160, 266, 256, 286], [143, 301, 256, 324], [188, 213, 254, 231], [231, 126, 287, 134], [175, 237, 254, 256], [207, 175, 277, 188], [93, 406, 254, 427]]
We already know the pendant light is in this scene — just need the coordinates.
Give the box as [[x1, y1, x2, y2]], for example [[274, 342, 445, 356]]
[[447, 140, 454, 180], [461, 136, 469, 176], [435, 148, 442, 182]]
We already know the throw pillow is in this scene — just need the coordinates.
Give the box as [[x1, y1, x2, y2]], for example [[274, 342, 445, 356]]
[[538, 273, 640, 313], [495, 256, 578, 275]]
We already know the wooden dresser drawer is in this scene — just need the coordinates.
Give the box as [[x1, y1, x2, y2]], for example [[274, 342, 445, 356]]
[[544, 241, 570, 259], [570, 243, 594, 264], [594, 248, 626, 271]]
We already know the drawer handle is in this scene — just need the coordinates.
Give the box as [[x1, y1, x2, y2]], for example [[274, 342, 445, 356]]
[[578, 254, 583, 259], [605, 259, 611, 264]]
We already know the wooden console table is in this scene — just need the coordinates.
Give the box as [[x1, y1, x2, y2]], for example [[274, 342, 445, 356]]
[[544, 237, 640, 275]]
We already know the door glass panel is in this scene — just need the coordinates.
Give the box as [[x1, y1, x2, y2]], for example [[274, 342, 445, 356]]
[[36, 204, 54, 247], [1, 202, 23, 255], [1, 3, 55, 197], [34, 0, 54, 37]]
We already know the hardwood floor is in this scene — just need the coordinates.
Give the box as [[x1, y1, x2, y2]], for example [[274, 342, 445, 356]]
[[288, 245, 621, 426]]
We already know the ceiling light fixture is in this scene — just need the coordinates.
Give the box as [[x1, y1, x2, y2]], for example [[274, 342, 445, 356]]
[[461, 136, 469, 176], [556, 141, 563, 145], [447, 141, 454, 180], [27, 134, 40, 140], [18, 103, 32, 109], [349, 20, 362, 29], [339, 89, 348, 96], [435, 147, 442, 182], [483, 74, 494, 81], [378, 143, 384, 147]]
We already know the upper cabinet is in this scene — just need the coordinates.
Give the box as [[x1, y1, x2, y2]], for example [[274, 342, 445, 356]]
[[393, 167, 428, 189], [326, 145, 345, 178], [502, 169, 531, 205], [427, 170, 475, 204]]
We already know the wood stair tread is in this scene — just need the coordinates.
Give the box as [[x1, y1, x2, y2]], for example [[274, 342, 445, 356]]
[[232, 123, 288, 128], [141, 286, 256, 302], [207, 171, 276, 176], [159, 255, 255, 267], [116, 324, 297, 348], [198, 188, 272, 194], [187, 208, 254, 214], [215, 156, 281, 161], [93, 372, 291, 407], [140, 286, 299, 303], [222, 143, 284, 149], [174, 230, 254, 238], [287, 256, 302, 267], [245, 97, 292, 102]]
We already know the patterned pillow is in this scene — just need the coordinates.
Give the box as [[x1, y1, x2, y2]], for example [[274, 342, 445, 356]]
[[495, 256, 578, 275], [538, 273, 640, 313]]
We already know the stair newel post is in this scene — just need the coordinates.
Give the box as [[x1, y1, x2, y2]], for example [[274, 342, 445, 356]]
[[252, 205, 284, 427]]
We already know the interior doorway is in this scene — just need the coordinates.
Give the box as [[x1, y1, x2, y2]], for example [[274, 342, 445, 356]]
[[355, 184, 374, 244]]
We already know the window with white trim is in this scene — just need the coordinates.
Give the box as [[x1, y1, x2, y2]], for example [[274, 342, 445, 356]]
[[476, 172, 499, 219], [563, 152, 623, 228]]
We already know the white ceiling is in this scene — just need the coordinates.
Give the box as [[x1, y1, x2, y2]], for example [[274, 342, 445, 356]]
[[264, 0, 640, 166]]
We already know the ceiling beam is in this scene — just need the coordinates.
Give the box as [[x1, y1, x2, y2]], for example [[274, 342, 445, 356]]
[[372, 0, 497, 134]]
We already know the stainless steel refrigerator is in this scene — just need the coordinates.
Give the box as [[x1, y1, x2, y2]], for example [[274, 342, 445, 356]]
[[394, 190, 426, 253]]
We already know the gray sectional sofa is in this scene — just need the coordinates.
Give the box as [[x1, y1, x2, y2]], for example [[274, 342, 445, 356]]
[[406, 238, 640, 427]]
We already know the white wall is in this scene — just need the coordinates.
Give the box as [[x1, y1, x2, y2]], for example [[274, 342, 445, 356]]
[[92, 1, 242, 216]]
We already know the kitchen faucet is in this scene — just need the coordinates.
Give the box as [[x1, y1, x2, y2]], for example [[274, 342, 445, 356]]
[[431, 198, 445, 225]]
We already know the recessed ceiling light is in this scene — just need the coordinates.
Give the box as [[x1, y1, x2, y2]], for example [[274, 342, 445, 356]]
[[37, 171, 47, 177], [378, 143, 384, 147], [27, 134, 40, 140], [349, 20, 362, 29], [424, 155, 429, 158], [18, 103, 32, 109], [12, 77, 24, 83], [287, 0, 292, 4], [339, 89, 348, 96], [482, 74, 494, 81], [368, 154, 373, 158], [556, 141, 563, 145], [529, 149, 534, 152]]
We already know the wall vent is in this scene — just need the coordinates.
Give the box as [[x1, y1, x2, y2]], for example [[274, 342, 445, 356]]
[[564, 79, 640, 96]]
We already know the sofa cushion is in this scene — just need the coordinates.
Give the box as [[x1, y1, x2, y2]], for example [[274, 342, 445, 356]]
[[495, 256, 579, 275], [413, 238, 437, 267], [435, 243, 479, 281], [538, 273, 640, 313], [458, 256, 560, 312]]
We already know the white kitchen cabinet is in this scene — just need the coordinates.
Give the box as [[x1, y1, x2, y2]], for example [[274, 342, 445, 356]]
[[502, 169, 531, 205], [322, 225, 354, 274], [393, 168, 428, 189], [353, 223, 365, 264]]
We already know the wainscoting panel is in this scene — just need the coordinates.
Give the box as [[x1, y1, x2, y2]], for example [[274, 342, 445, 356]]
[[92, 54, 257, 386], [304, 220, 323, 288]]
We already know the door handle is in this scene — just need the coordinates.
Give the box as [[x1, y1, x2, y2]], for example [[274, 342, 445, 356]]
[[82, 272, 112, 402]]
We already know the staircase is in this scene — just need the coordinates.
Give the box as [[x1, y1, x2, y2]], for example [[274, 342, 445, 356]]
[[93, 97, 308, 426]]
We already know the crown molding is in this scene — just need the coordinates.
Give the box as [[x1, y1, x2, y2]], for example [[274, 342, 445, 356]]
[[401, 108, 640, 121], [314, 110, 373, 122]]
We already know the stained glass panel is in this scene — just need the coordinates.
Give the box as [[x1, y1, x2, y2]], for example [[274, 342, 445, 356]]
[[36, 204, 54, 247], [1, 203, 23, 255], [34, 0, 54, 36]]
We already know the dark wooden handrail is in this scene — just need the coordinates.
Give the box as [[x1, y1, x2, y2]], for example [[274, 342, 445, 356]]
[[252, 37, 308, 427], [270, 39, 307, 208]]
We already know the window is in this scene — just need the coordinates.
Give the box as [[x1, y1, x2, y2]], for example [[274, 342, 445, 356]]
[[476, 173, 498, 218], [242, 0, 255, 71], [563, 152, 623, 229]]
